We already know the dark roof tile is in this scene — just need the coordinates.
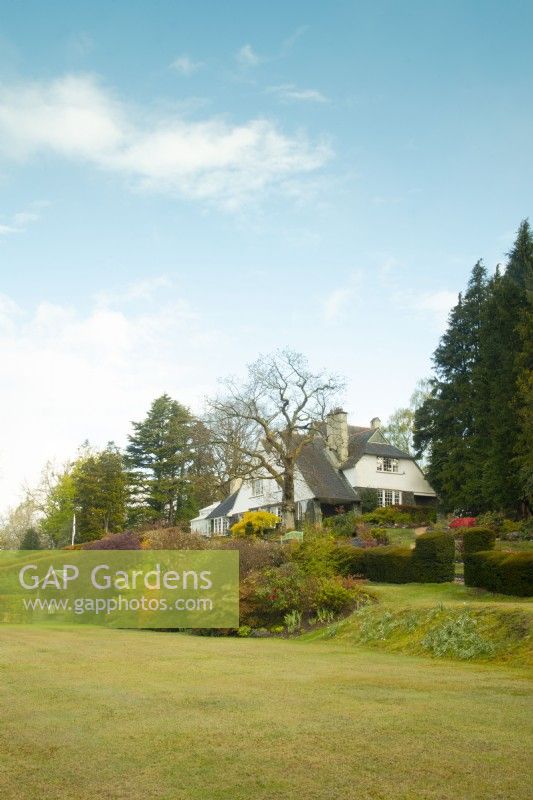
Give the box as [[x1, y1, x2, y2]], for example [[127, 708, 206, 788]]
[[206, 490, 239, 519], [297, 438, 359, 503]]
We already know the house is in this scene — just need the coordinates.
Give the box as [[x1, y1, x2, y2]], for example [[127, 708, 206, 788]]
[[190, 410, 437, 536]]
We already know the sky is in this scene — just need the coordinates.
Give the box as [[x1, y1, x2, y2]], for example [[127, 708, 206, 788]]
[[0, 0, 532, 513]]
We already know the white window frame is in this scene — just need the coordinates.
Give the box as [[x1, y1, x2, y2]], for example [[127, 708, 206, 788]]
[[376, 456, 399, 473], [251, 478, 264, 497], [212, 517, 229, 534], [376, 489, 402, 507]]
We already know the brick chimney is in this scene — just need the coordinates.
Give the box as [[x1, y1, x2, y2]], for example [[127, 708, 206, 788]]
[[370, 417, 381, 430], [326, 409, 349, 463]]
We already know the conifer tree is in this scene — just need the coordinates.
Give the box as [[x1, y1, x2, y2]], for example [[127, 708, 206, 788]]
[[126, 395, 195, 525], [19, 527, 41, 550], [415, 220, 532, 516], [478, 220, 533, 513], [414, 262, 489, 511], [73, 443, 128, 539]]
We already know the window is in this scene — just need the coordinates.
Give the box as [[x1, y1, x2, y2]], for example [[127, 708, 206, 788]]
[[376, 490, 401, 507], [251, 478, 264, 497], [376, 457, 398, 473], [212, 517, 229, 534]]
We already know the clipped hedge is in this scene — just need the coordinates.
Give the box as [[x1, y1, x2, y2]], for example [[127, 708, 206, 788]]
[[462, 527, 496, 555], [464, 550, 533, 597], [364, 546, 414, 583], [335, 531, 455, 585], [412, 531, 455, 582], [334, 545, 368, 577]]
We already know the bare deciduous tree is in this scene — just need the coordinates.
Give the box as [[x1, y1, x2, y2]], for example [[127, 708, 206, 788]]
[[208, 350, 344, 529]]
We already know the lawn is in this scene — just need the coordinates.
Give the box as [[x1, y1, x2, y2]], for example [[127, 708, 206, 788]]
[[368, 580, 533, 610], [1, 625, 532, 800], [382, 527, 418, 546]]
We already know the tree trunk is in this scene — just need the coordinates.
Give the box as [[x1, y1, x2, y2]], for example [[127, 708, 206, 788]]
[[282, 466, 296, 530]]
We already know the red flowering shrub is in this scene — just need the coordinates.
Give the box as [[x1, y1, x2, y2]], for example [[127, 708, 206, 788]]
[[449, 517, 477, 529]]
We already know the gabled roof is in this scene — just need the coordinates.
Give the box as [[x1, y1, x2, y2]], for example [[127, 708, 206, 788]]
[[341, 426, 414, 469], [206, 490, 239, 519], [363, 442, 413, 459], [298, 438, 359, 503]]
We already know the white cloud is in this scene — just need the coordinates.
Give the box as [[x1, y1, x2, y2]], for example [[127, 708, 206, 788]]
[[267, 84, 328, 103], [323, 288, 353, 321], [322, 273, 361, 321], [396, 289, 458, 330], [236, 44, 260, 67], [415, 290, 457, 321], [0, 280, 228, 513], [96, 275, 172, 306], [170, 55, 204, 76], [0, 206, 42, 237], [0, 74, 331, 209]]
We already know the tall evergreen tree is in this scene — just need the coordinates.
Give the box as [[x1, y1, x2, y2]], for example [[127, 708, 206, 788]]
[[477, 220, 533, 513], [415, 221, 533, 516], [126, 395, 195, 525], [414, 261, 489, 511], [515, 307, 533, 511]]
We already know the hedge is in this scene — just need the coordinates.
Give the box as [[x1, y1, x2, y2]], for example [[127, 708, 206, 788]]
[[334, 531, 455, 585], [462, 527, 496, 555], [412, 531, 455, 582], [364, 546, 414, 583], [464, 550, 533, 597], [334, 545, 367, 577]]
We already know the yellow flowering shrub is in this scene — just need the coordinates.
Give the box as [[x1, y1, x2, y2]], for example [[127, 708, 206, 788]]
[[231, 510, 280, 538]]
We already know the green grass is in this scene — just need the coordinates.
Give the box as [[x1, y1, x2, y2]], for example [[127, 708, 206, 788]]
[[382, 527, 418, 547], [0, 625, 532, 800], [304, 582, 532, 666], [368, 580, 533, 610], [496, 538, 533, 553]]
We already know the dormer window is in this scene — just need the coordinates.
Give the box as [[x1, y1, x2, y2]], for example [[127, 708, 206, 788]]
[[251, 478, 264, 497], [376, 456, 398, 473]]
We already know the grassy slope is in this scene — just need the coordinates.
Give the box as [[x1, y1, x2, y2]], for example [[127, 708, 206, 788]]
[[304, 582, 532, 666], [1, 625, 532, 800]]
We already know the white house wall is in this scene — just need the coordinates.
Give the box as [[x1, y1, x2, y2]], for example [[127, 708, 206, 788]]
[[343, 455, 436, 496], [231, 469, 315, 516]]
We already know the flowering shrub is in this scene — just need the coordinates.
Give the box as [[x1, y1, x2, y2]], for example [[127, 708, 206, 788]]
[[449, 517, 477, 529], [230, 510, 280, 538]]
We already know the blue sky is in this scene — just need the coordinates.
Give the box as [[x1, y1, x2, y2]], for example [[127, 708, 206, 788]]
[[0, 0, 532, 511]]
